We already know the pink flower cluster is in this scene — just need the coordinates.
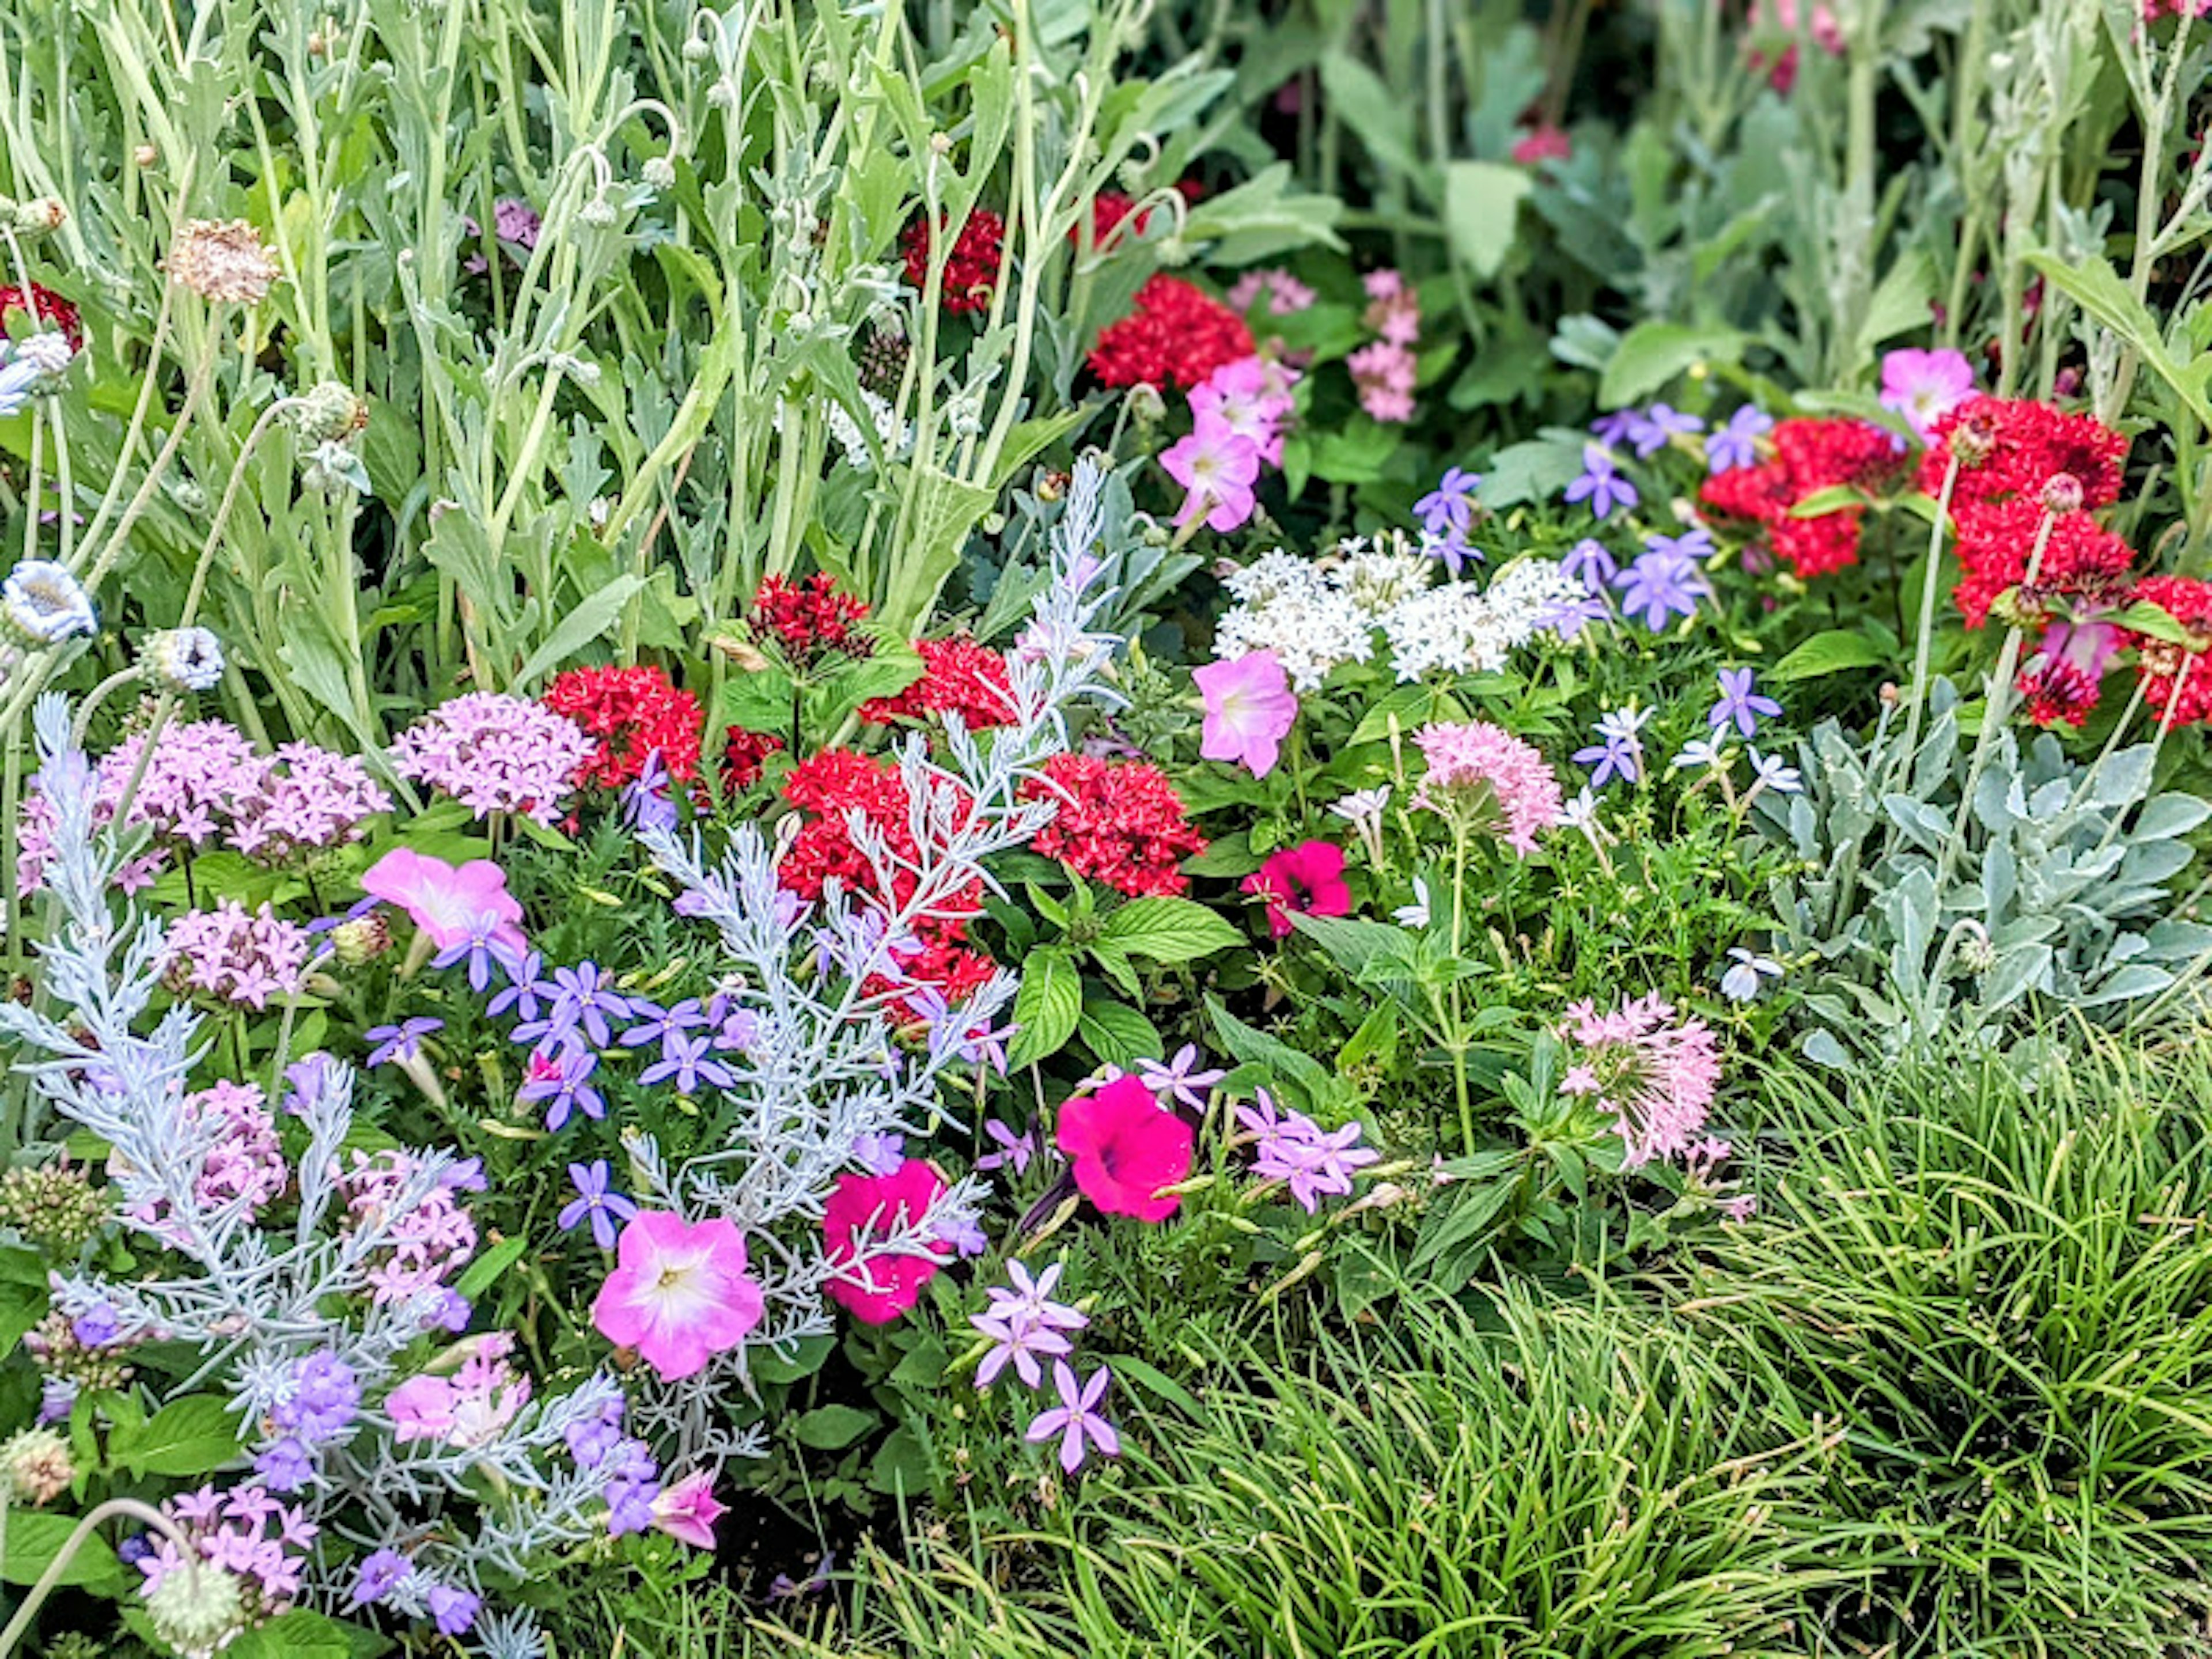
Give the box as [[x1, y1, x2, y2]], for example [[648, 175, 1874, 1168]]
[[1225, 267, 1317, 317], [127, 1081, 288, 1241], [1160, 354, 1300, 534], [1235, 1089, 1379, 1212], [17, 719, 389, 893], [389, 694, 592, 825], [387, 1332, 532, 1447], [139, 1482, 316, 1620], [1411, 721, 1564, 854], [160, 902, 313, 1009], [1558, 993, 1722, 1169], [1348, 269, 1420, 423], [337, 1149, 482, 1305]]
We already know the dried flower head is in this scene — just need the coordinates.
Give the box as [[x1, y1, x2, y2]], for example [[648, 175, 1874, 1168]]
[[165, 219, 282, 304]]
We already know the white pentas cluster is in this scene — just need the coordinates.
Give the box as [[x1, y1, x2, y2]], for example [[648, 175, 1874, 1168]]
[[1212, 533, 1584, 688]]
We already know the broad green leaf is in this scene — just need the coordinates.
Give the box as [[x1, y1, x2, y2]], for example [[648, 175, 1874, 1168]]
[[456, 1234, 529, 1298], [752, 1333, 834, 1385], [1097, 896, 1244, 962], [2025, 252, 2212, 430], [1598, 321, 1747, 410], [1078, 999, 1164, 1068], [229, 1611, 353, 1659], [512, 572, 646, 690], [1319, 53, 1424, 188], [1772, 629, 1888, 681], [1008, 950, 1082, 1069], [794, 1404, 876, 1450], [115, 1395, 241, 1479], [1442, 160, 1531, 282], [2, 1511, 123, 1590]]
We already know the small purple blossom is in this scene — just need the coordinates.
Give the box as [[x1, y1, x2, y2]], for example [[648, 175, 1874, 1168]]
[[1135, 1044, 1226, 1111], [1024, 1362, 1120, 1473], [639, 1031, 734, 1094], [558, 1160, 639, 1250], [975, 1119, 1037, 1175], [1563, 445, 1638, 520], [1705, 405, 1773, 473], [1613, 545, 1710, 631], [850, 1133, 906, 1176], [1708, 668, 1783, 738], [1624, 403, 1703, 459], [349, 1548, 411, 1607], [520, 1048, 606, 1131], [365, 1017, 442, 1069], [1560, 538, 1618, 594]]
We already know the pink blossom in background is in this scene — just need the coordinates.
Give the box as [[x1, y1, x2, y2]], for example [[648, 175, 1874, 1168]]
[[1878, 347, 1977, 440], [1241, 839, 1351, 938], [821, 1160, 955, 1325], [1056, 1075, 1195, 1222], [592, 1211, 765, 1379], [1194, 652, 1299, 777], [1225, 267, 1317, 317], [360, 847, 527, 954], [1348, 341, 1417, 423], [385, 1334, 532, 1448], [1161, 411, 1262, 532], [1190, 355, 1299, 467], [1511, 123, 1573, 166], [652, 1471, 728, 1548], [1411, 721, 1565, 854]]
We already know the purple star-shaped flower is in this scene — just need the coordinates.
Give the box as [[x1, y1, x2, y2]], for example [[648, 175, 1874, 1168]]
[[520, 1048, 605, 1131], [484, 951, 548, 1021], [975, 1119, 1036, 1174], [1560, 537, 1618, 593], [1413, 467, 1482, 540], [1624, 402, 1703, 458], [1563, 445, 1638, 520], [1136, 1043, 1226, 1111], [1613, 547, 1708, 631], [1025, 1362, 1120, 1474], [558, 1159, 638, 1249], [365, 1017, 442, 1068], [1708, 668, 1783, 738], [1705, 404, 1772, 473]]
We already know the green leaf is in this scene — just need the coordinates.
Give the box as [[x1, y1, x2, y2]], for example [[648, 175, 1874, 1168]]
[[228, 1611, 353, 1659], [1097, 896, 1244, 962], [1772, 629, 1888, 681], [717, 665, 798, 736], [1442, 160, 1532, 282], [1853, 249, 1936, 365], [1597, 321, 1746, 410], [114, 1395, 242, 1479], [1286, 913, 1420, 978], [794, 1403, 876, 1450], [512, 573, 646, 690], [456, 1234, 529, 1299], [1319, 52, 1425, 188], [867, 1425, 934, 1495], [1478, 432, 1587, 509], [1411, 1173, 1518, 1272], [752, 1333, 834, 1386], [1078, 999, 1164, 1069], [1785, 483, 1864, 518], [2108, 599, 2196, 646], [1007, 950, 1082, 1069], [1103, 1353, 1205, 1418], [2025, 252, 2212, 431], [2, 1511, 123, 1590]]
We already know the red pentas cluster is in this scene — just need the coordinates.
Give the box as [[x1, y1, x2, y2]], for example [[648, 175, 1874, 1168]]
[[1916, 396, 2135, 628], [542, 665, 705, 789], [901, 209, 1007, 316], [0, 282, 81, 353], [1020, 755, 1207, 898], [2124, 575, 2212, 728], [721, 727, 786, 793], [860, 637, 1016, 730], [1700, 418, 1907, 578], [1087, 275, 1254, 391], [752, 573, 872, 669]]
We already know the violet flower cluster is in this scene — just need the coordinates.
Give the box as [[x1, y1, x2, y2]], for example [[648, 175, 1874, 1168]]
[[0, 696, 631, 1659], [388, 692, 592, 825], [623, 460, 1126, 1464]]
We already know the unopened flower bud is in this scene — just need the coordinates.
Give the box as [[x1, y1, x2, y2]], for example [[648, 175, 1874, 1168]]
[[144, 1557, 247, 1657], [2, 1427, 73, 1503], [579, 194, 618, 226], [1126, 383, 1166, 424], [329, 914, 391, 967], [134, 145, 159, 169], [284, 380, 370, 445], [642, 156, 677, 191], [140, 627, 225, 692], [1951, 414, 1998, 467], [2040, 472, 2084, 515], [681, 32, 712, 60], [11, 198, 66, 236]]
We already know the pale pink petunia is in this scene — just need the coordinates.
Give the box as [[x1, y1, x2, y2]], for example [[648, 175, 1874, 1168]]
[[652, 1471, 728, 1548], [1161, 410, 1262, 533], [1194, 652, 1298, 778], [360, 847, 526, 954], [592, 1211, 764, 1381], [1879, 347, 1977, 440]]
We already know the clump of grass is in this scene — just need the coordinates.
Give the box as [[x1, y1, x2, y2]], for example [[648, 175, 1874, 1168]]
[[1687, 1037, 2212, 1656], [772, 1286, 1843, 1657]]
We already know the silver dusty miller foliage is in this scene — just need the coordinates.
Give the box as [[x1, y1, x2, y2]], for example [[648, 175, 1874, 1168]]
[[1759, 677, 2212, 1063], [626, 456, 1123, 1462], [0, 694, 627, 1658]]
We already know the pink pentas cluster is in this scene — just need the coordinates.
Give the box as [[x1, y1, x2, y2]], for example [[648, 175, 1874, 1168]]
[[1558, 993, 1722, 1169], [139, 1482, 316, 1625], [127, 1081, 287, 1243], [1160, 354, 1300, 534], [1349, 268, 1420, 423], [389, 694, 592, 825], [17, 719, 389, 893], [1235, 1089, 1379, 1212], [336, 1149, 482, 1305], [1411, 721, 1565, 854], [160, 902, 313, 1010], [387, 1332, 533, 1448]]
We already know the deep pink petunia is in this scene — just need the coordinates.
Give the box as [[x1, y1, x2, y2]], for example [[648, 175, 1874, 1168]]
[[1056, 1075, 1194, 1222], [591, 1212, 764, 1380], [822, 1160, 954, 1325], [1241, 840, 1351, 938], [360, 847, 526, 955]]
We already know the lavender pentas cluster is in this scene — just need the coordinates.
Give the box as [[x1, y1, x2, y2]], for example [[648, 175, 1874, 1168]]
[[0, 698, 630, 1659], [620, 460, 1126, 1461]]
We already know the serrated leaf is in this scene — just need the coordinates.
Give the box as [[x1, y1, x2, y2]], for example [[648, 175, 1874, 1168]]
[[1097, 896, 1244, 962], [1442, 160, 1531, 281], [1008, 950, 1082, 1068], [1077, 999, 1164, 1068]]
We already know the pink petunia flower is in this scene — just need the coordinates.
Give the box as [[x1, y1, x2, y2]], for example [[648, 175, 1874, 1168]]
[[1879, 347, 1977, 440], [1161, 410, 1262, 533], [821, 1160, 955, 1325], [360, 847, 526, 955], [1194, 652, 1298, 778], [591, 1212, 765, 1380], [1055, 1074, 1194, 1222], [651, 1471, 728, 1549], [1241, 840, 1352, 938]]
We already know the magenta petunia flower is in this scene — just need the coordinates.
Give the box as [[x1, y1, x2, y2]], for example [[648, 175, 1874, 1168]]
[[651, 1471, 727, 1549], [1241, 840, 1351, 938], [360, 847, 525, 955], [1055, 1074, 1194, 1222], [591, 1211, 764, 1380], [1879, 347, 1976, 440], [1161, 409, 1262, 533], [1194, 651, 1298, 778], [821, 1160, 955, 1325]]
